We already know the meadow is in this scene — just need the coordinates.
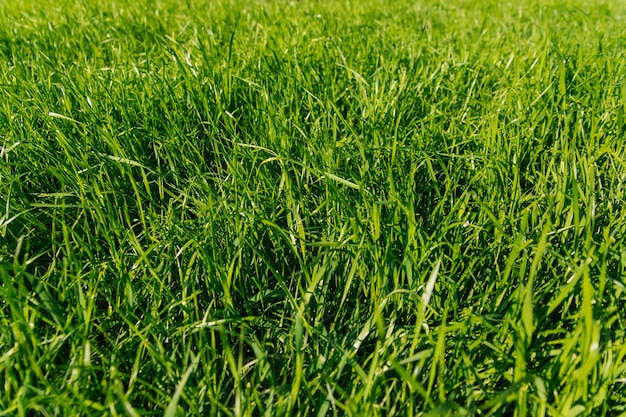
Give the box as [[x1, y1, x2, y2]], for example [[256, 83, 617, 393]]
[[1, 0, 626, 415]]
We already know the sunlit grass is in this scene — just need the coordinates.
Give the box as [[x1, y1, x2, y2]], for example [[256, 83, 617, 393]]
[[1, 0, 626, 415]]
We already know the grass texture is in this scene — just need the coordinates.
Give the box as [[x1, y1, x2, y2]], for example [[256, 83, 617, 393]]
[[1, 0, 626, 415]]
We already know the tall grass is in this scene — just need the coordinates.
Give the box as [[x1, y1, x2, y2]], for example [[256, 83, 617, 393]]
[[1, 0, 626, 415]]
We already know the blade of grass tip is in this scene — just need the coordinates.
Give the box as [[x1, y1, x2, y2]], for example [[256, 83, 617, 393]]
[[523, 223, 550, 342], [427, 307, 449, 402], [47, 112, 82, 124], [164, 353, 199, 417], [410, 257, 441, 358], [422, 257, 441, 316], [290, 308, 304, 412], [323, 172, 361, 190], [98, 153, 150, 170], [579, 259, 599, 400]]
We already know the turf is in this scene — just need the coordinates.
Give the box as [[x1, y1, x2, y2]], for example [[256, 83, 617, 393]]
[[1, 0, 626, 415]]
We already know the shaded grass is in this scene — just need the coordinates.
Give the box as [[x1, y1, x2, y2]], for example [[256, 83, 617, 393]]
[[1, 0, 626, 415]]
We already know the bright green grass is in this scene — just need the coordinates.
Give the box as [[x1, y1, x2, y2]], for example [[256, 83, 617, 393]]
[[2, 0, 626, 415]]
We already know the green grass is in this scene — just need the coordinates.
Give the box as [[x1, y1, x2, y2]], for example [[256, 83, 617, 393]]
[[1, 0, 626, 415]]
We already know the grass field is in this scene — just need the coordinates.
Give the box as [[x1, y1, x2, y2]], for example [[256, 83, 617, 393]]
[[2, 0, 626, 415]]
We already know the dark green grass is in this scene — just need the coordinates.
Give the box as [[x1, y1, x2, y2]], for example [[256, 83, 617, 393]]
[[1, 0, 626, 415]]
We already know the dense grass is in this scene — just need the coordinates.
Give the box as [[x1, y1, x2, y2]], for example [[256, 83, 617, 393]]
[[2, 0, 626, 415]]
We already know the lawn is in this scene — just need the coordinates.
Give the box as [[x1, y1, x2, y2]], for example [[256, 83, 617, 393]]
[[1, 0, 626, 415]]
